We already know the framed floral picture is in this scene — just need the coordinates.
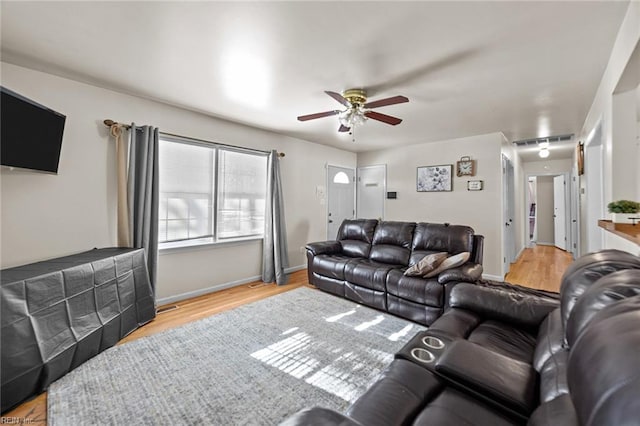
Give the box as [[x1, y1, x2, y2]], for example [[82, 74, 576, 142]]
[[417, 164, 453, 192]]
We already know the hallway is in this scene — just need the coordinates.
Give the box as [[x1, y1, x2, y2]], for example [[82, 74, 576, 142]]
[[505, 245, 573, 293]]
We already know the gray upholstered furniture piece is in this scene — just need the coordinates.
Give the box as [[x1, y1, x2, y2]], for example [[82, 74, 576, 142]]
[[306, 219, 484, 325], [1, 248, 155, 412]]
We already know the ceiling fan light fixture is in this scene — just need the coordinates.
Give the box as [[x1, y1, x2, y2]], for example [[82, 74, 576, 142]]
[[338, 106, 367, 128]]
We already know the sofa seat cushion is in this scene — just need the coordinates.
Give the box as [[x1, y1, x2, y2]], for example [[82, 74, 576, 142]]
[[412, 388, 519, 426], [386, 269, 443, 306], [311, 254, 355, 281], [467, 320, 537, 364], [344, 259, 401, 292]]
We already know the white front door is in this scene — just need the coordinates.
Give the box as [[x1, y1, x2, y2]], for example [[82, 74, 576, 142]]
[[327, 166, 355, 239], [553, 175, 567, 250], [357, 165, 386, 220]]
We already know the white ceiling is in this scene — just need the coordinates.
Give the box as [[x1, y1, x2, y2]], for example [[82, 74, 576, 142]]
[[0, 1, 629, 156]]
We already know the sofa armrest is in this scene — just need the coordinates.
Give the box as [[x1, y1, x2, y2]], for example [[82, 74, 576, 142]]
[[472, 235, 484, 264], [306, 241, 342, 256], [437, 262, 483, 284], [280, 407, 362, 426], [435, 340, 537, 416], [449, 283, 559, 328]]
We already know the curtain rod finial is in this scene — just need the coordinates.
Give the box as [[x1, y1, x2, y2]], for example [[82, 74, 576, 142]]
[[278, 152, 285, 158], [104, 119, 116, 127]]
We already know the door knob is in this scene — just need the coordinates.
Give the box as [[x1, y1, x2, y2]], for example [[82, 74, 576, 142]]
[[328, 220, 333, 223]]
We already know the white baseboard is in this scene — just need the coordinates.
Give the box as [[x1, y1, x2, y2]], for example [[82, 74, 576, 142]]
[[536, 242, 555, 246], [156, 264, 306, 306], [482, 274, 504, 282]]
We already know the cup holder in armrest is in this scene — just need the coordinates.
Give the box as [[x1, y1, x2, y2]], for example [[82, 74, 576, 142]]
[[411, 348, 435, 363], [422, 336, 445, 350]]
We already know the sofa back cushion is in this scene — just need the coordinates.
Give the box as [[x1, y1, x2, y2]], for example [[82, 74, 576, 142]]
[[410, 223, 474, 266], [559, 249, 640, 332], [567, 296, 640, 426], [337, 219, 378, 258], [369, 221, 416, 266], [565, 269, 640, 347]]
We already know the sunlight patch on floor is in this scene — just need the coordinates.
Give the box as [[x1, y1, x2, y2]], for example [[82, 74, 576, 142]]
[[250, 330, 393, 402], [325, 309, 357, 322], [354, 315, 384, 331]]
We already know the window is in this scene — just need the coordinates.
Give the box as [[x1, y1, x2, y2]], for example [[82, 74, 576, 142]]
[[158, 136, 268, 248]]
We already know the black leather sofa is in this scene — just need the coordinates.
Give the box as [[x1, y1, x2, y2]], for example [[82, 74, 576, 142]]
[[306, 219, 484, 325], [283, 249, 640, 425]]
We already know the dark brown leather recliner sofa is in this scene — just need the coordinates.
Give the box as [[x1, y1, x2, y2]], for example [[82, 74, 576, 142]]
[[283, 249, 640, 425], [306, 219, 485, 326]]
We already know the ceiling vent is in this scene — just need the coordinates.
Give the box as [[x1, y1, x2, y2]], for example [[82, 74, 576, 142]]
[[512, 134, 574, 147]]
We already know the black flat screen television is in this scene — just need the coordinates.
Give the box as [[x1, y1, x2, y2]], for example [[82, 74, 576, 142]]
[[1, 86, 66, 173]]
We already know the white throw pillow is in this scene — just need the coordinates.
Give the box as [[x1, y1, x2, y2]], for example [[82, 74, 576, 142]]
[[404, 252, 449, 277], [423, 252, 471, 278]]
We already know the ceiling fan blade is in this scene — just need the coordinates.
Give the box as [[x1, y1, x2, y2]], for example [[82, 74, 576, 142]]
[[364, 95, 409, 109], [325, 91, 351, 107], [297, 110, 340, 121], [364, 111, 403, 126], [338, 124, 351, 133]]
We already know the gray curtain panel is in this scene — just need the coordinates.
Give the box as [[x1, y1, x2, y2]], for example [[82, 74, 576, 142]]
[[262, 150, 289, 285], [127, 123, 159, 292]]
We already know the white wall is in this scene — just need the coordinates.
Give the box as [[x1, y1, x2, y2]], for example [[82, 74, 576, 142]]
[[0, 62, 356, 301], [535, 176, 555, 245], [611, 88, 639, 200], [578, 2, 640, 254], [357, 132, 504, 279], [523, 158, 572, 176]]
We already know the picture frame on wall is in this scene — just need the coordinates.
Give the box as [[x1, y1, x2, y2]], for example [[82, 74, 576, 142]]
[[417, 164, 453, 192], [577, 142, 584, 175]]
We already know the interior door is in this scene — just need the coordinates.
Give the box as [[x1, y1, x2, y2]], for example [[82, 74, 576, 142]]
[[553, 175, 567, 250], [357, 165, 386, 220], [502, 155, 516, 275], [327, 166, 355, 239]]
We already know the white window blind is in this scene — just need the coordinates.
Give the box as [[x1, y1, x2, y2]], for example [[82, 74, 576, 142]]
[[158, 137, 267, 247]]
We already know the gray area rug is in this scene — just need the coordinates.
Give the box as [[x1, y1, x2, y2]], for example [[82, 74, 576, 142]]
[[48, 287, 424, 425]]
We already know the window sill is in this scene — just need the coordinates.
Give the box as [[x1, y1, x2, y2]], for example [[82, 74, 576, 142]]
[[159, 236, 263, 255]]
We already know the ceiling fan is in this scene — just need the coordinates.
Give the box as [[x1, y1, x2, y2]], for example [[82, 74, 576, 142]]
[[297, 89, 409, 133]]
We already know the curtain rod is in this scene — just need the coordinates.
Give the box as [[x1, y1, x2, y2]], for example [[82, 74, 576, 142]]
[[103, 119, 285, 157]]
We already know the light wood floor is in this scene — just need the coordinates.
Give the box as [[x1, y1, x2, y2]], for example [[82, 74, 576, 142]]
[[6, 247, 570, 424], [505, 244, 573, 292]]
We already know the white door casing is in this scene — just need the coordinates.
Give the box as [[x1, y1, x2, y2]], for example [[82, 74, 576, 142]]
[[327, 165, 355, 239], [502, 154, 516, 275]]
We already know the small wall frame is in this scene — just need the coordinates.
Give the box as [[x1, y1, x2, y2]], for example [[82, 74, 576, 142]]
[[467, 180, 483, 191]]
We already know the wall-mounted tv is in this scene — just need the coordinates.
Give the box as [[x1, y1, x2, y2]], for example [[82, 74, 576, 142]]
[[1, 87, 66, 174]]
